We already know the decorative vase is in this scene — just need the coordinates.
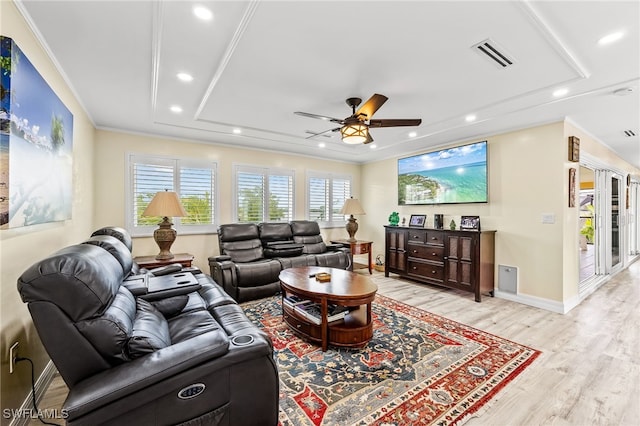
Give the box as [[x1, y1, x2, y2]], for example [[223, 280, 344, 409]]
[[449, 219, 456, 230]]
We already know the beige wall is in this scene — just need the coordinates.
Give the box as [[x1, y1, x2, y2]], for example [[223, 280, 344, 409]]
[[0, 0, 96, 417], [93, 130, 361, 272], [361, 121, 640, 308], [361, 122, 569, 302]]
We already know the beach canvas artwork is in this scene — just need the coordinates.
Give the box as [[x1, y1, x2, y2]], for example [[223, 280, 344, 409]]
[[1, 36, 73, 228]]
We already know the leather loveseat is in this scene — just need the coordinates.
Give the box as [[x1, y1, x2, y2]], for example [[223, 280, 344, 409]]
[[209, 220, 352, 302], [17, 228, 279, 426]]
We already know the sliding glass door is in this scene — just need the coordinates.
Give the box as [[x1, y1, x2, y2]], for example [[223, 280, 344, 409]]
[[578, 163, 625, 294]]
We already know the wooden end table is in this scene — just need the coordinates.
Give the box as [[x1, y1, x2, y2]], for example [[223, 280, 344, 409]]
[[331, 239, 373, 274], [279, 266, 378, 351], [134, 253, 194, 269]]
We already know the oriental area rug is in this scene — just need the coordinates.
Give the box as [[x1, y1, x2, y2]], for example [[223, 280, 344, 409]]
[[241, 295, 541, 426]]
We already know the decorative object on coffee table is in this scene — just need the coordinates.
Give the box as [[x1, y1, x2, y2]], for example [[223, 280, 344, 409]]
[[339, 197, 366, 241], [143, 190, 187, 260]]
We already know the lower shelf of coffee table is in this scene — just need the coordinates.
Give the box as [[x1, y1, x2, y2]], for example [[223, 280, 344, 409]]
[[283, 305, 373, 348]]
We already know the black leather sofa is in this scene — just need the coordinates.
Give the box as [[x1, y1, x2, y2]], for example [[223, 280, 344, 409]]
[[17, 228, 279, 426], [209, 221, 352, 302]]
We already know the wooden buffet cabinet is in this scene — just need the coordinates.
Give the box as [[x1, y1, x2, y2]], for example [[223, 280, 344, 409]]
[[384, 226, 496, 302]]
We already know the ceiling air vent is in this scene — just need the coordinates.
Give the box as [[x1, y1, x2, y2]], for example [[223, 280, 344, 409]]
[[623, 129, 636, 137], [473, 38, 516, 68]]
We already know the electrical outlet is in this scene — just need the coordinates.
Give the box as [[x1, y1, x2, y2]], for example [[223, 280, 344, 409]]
[[9, 342, 19, 374]]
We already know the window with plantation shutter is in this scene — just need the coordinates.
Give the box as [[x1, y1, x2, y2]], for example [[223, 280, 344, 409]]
[[307, 172, 352, 226], [234, 165, 294, 223], [127, 154, 217, 236]]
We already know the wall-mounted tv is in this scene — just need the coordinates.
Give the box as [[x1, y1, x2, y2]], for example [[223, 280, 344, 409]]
[[398, 141, 488, 205]]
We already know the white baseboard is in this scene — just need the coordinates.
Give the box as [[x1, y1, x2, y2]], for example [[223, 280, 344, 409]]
[[494, 290, 567, 313], [9, 360, 57, 426]]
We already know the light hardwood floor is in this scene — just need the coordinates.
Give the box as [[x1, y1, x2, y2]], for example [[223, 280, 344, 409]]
[[30, 260, 639, 425]]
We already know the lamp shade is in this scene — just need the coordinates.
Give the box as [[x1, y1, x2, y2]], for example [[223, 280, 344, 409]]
[[340, 123, 368, 144], [339, 197, 366, 216], [143, 190, 187, 218]]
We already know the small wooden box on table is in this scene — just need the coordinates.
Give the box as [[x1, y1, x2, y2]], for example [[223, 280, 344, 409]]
[[134, 253, 194, 269], [279, 266, 378, 351]]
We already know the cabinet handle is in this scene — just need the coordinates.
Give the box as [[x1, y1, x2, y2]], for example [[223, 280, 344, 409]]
[[413, 235, 419, 239], [413, 250, 418, 253], [431, 270, 437, 274], [431, 237, 438, 240], [443, 256, 448, 260], [412, 266, 417, 270], [432, 252, 437, 256]]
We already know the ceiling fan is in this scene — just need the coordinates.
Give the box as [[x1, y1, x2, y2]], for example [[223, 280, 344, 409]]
[[295, 94, 422, 144]]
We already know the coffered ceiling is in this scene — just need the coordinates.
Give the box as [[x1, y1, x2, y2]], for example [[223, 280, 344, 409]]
[[16, 1, 640, 167]]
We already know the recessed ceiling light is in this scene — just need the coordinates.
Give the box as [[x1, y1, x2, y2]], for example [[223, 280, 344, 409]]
[[465, 114, 476, 122], [232, 128, 242, 134], [408, 131, 417, 138], [193, 6, 213, 21], [598, 31, 624, 46], [318, 143, 326, 148], [553, 88, 569, 97], [170, 105, 183, 113], [369, 144, 377, 149], [176, 72, 193, 82]]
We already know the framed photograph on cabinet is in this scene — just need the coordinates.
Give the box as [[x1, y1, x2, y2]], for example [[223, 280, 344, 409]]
[[460, 216, 480, 231], [568, 136, 580, 162], [409, 214, 426, 227]]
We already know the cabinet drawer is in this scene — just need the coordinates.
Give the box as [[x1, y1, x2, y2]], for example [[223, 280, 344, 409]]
[[425, 231, 445, 246], [283, 310, 322, 340], [408, 230, 427, 243], [408, 244, 444, 262], [408, 260, 444, 282]]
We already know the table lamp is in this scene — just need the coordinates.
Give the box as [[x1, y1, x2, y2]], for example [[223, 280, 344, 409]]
[[142, 190, 187, 260], [339, 197, 366, 241]]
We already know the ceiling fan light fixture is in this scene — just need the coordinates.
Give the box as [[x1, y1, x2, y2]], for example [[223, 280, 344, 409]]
[[340, 123, 368, 144]]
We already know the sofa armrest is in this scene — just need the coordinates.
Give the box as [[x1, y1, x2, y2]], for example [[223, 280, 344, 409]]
[[208, 258, 238, 300], [63, 331, 232, 419], [210, 255, 231, 262]]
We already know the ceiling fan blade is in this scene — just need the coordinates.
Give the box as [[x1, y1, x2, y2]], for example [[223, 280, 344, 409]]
[[368, 118, 422, 128], [355, 94, 388, 119], [305, 127, 340, 139], [295, 111, 344, 124], [363, 132, 374, 144]]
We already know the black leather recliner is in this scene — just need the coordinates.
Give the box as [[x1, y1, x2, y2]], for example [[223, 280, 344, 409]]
[[209, 221, 352, 303], [17, 231, 279, 426]]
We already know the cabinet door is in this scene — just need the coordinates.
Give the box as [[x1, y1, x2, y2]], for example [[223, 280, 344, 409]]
[[386, 229, 408, 273], [445, 234, 475, 289]]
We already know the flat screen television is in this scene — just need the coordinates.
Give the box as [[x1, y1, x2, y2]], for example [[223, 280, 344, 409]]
[[398, 141, 488, 205]]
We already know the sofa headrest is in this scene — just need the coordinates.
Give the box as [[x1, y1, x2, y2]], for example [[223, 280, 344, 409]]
[[290, 220, 321, 236], [17, 244, 124, 322], [259, 222, 293, 242], [82, 235, 134, 276], [218, 223, 260, 242], [91, 226, 133, 252]]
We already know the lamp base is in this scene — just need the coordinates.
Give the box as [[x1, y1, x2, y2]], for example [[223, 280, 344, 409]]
[[346, 216, 358, 241], [153, 217, 177, 260]]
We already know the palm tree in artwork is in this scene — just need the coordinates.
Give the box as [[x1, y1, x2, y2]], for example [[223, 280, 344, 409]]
[[50, 114, 64, 153]]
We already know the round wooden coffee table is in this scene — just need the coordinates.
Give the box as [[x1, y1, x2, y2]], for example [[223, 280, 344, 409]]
[[279, 266, 378, 351]]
